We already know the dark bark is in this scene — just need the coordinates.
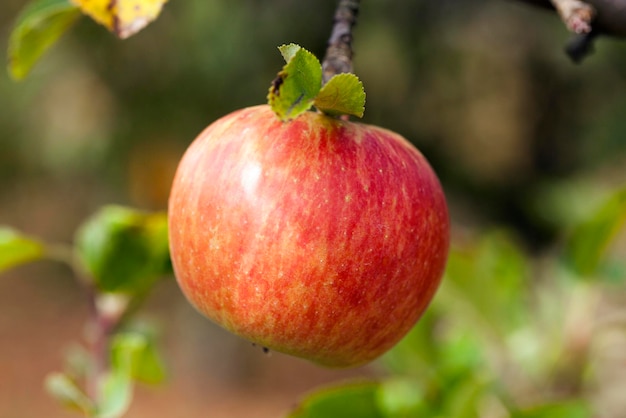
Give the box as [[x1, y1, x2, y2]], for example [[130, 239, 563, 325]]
[[321, 0, 360, 84]]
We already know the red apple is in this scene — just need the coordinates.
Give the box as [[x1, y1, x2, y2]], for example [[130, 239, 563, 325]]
[[168, 105, 449, 367]]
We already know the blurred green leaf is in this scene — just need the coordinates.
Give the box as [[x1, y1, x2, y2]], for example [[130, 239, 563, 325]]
[[0, 227, 45, 273], [443, 230, 530, 336], [45, 372, 95, 415], [111, 331, 166, 385], [75, 205, 171, 293], [376, 378, 430, 417], [287, 381, 383, 418], [438, 328, 485, 381], [383, 308, 440, 376], [95, 330, 165, 417], [315, 73, 366, 118], [268, 43, 322, 121], [7, 0, 81, 80], [565, 187, 626, 278], [64, 343, 92, 379], [97, 369, 132, 418], [512, 400, 591, 418], [439, 375, 487, 418]]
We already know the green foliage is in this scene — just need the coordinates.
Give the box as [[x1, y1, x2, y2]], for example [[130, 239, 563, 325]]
[[98, 368, 133, 418], [512, 401, 591, 418], [0, 227, 45, 272], [286, 376, 489, 418], [45, 373, 96, 416], [268, 44, 322, 121], [565, 187, 626, 278], [7, 0, 80, 80], [287, 382, 383, 418], [7, 0, 170, 80], [110, 331, 166, 385], [47, 314, 166, 418], [293, 219, 620, 417], [443, 231, 530, 336], [267, 44, 366, 121], [315, 73, 365, 118], [75, 205, 171, 294], [375, 378, 429, 417]]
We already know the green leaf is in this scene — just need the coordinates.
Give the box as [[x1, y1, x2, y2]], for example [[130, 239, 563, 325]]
[[441, 230, 530, 337], [439, 375, 488, 418], [96, 329, 166, 418], [0, 227, 45, 273], [382, 308, 440, 376], [279, 43, 303, 63], [110, 331, 166, 385], [287, 381, 384, 418], [564, 187, 626, 277], [268, 43, 322, 121], [438, 328, 485, 380], [97, 370, 133, 418], [75, 205, 171, 294], [512, 400, 591, 418], [45, 372, 95, 415], [7, 0, 81, 80], [314, 73, 366, 118], [376, 378, 429, 417]]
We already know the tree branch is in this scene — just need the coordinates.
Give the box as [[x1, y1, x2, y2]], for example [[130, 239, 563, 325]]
[[550, 0, 596, 33], [321, 0, 360, 84], [509, 0, 602, 62]]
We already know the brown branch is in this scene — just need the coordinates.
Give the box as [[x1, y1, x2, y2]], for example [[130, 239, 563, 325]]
[[550, 0, 596, 33], [321, 0, 360, 84], [509, 0, 600, 62]]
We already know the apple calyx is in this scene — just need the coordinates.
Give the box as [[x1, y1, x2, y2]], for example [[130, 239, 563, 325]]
[[267, 43, 365, 121]]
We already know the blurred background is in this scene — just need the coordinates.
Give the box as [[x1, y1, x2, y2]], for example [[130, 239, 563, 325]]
[[1, 0, 626, 417]]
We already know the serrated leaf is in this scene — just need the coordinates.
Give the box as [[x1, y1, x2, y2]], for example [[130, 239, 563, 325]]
[[111, 331, 166, 384], [287, 381, 383, 418], [45, 372, 95, 415], [565, 187, 626, 277], [71, 0, 168, 39], [279, 43, 302, 63], [268, 44, 322, 121], [315, 73, 365, 118], [75, 205, 171, 293], [7, 0, 81, 80], [0, 227, 45, 273]]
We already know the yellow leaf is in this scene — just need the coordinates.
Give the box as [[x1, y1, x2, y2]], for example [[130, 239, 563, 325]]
[[70, 0, 168, 39]]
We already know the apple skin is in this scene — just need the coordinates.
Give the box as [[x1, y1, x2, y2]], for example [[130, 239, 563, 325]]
[[168, 105, 449, 368]]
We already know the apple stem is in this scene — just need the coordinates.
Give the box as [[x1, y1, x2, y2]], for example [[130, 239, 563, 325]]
[[322, 0, 360, 85]]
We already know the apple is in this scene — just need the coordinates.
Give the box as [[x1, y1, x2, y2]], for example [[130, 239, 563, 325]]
[[168, 105, 449, 367]]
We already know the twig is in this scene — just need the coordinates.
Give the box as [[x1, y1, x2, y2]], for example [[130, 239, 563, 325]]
[[321, 0, 360, 84], [549, 0, 596, 33], [85, 289, 128, 402], [565, 30, 598, 63]]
